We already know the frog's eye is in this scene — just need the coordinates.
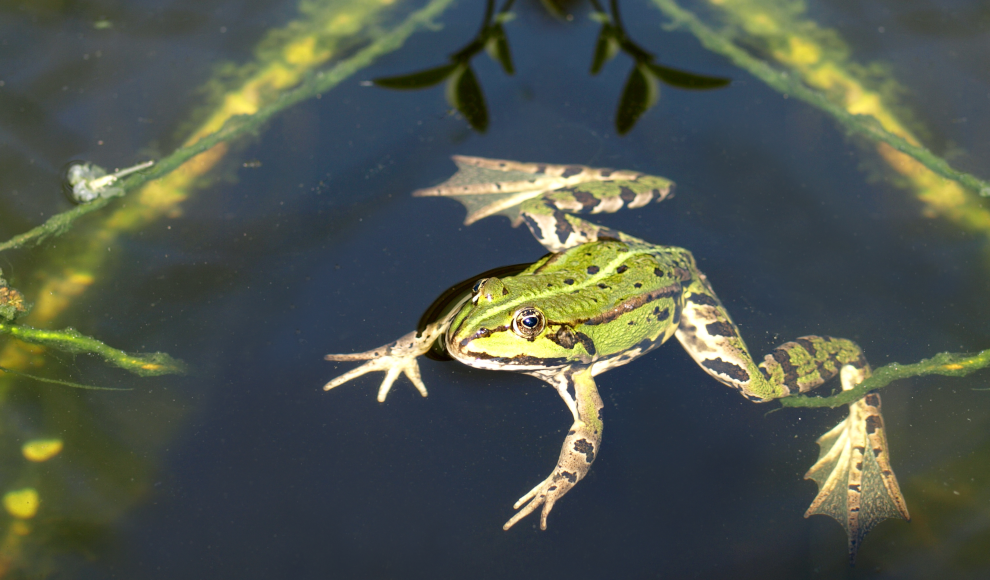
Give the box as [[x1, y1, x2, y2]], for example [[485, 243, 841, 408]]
[[512, 307, 546, 339]]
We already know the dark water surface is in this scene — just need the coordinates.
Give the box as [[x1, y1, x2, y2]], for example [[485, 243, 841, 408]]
[[1, 0, 989, 578]]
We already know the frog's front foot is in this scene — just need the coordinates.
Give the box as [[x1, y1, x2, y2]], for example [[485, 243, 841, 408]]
[[503, 470, 577, 531], [324, 325, 441, 402], [503, 418, 601, 531]]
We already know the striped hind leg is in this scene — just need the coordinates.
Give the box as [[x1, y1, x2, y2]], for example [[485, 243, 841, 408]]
[[673, 264, 868, 402], [673, 264, 908, 559]]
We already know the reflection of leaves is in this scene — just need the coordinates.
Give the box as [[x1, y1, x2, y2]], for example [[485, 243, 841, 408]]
[[446, 66, 489, 132], [590, 23, 620, 74], [371, 0, 513, 133], [644, 62, 729, 90], [485, 23, 514, 74], [590, 0, 730, 135], [616, 65, 659, 135], [615, 63, 728, 134], [371, 0, 731, 135], [373, 63, 459, 89]]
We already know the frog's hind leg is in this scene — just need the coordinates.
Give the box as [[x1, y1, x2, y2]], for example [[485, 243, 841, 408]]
[[517, 177, 673, 252], [805, 378, 910, 562], [518, 199, 649, 253], [673, 267, 908, 560], [503, 367, 603, 531], [673, 266, 866, 402]]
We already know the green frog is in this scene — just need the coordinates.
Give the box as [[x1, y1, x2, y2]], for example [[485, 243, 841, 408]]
[[323, 156, 909, 560]]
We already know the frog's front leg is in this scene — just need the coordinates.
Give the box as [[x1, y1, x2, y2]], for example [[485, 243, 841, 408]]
[[503, 367, 603, 531], [323, 321, 446, 402]]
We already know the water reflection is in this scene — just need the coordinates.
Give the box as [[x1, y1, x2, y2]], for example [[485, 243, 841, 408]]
[[373, 0, 729, 134], [0, 0, 987, 576]]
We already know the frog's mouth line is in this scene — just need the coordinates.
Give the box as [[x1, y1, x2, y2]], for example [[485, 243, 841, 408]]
[[445, 333, 573, 371]]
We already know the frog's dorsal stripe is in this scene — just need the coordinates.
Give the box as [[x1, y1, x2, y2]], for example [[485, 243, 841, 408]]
[[417, 261, 537, 335], [581, 283, 681, 326], [462, 243, 657, 331]]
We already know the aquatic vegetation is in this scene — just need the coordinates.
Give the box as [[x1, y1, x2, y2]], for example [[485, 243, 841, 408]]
[[588, 0, 730, 133], [0, 274, 28, 323], [781, 349, 990, 408], [0, 324, 186, 378], [0, 0, 459, 574], [372, 0, 730, 134], [0, 0, 985, 573], [373, 0, 518, 131], [649, 0, 990, 250]]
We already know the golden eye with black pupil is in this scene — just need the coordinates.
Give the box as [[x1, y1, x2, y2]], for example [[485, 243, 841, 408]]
[[512, 307, 545, 339]]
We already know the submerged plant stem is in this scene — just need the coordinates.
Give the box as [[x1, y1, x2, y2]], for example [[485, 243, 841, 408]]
[[0, 0, 457, 255], [0, 323, 186, 377], [0, 365, 128, 391], [649, 0, 990, 223], [0, 0, 458, 391], [0, 198, 113, 253], [780, 349, 990, 408]]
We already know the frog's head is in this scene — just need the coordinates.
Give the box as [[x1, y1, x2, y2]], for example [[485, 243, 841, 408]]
[[444, 274, 592, 371]]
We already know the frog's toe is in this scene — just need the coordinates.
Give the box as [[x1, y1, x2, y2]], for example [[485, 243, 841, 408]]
[[375, 361, 428, 402], [323, 356, 427, 401], [323, 330, 433, 401], [502, 475, 571, 531], [400, 362, 429, 398], [322, 361, 384, 391]]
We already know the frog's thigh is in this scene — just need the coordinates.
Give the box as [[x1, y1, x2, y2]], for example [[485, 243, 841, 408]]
[[518, 199, 628, 252], [673, 275, 779, 401], [674, 274, 868, 402]]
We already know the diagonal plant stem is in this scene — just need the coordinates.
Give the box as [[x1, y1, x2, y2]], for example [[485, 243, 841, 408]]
[[649, 0, 990, 198], [0, 323, 186, 377], [0, 198, 114, 253], [0, 0, 458, 255], [780, 349, 990, 409], [0, 365, 128, 390]]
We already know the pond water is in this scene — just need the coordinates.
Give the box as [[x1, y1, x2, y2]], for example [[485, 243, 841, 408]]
[[1, 0, 989, 578]]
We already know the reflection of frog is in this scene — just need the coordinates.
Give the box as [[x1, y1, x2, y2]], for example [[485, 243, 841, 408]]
[[324, 156, 909, 558]]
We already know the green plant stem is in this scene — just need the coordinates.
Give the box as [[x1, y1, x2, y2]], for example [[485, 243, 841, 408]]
[[780, 349, 990, 408], [0, 0, 458, 255], [0, 323, 187, 377], [649, 0, 990, 197], [0, 365, 128, 390], [0, 198, 114, 253]]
